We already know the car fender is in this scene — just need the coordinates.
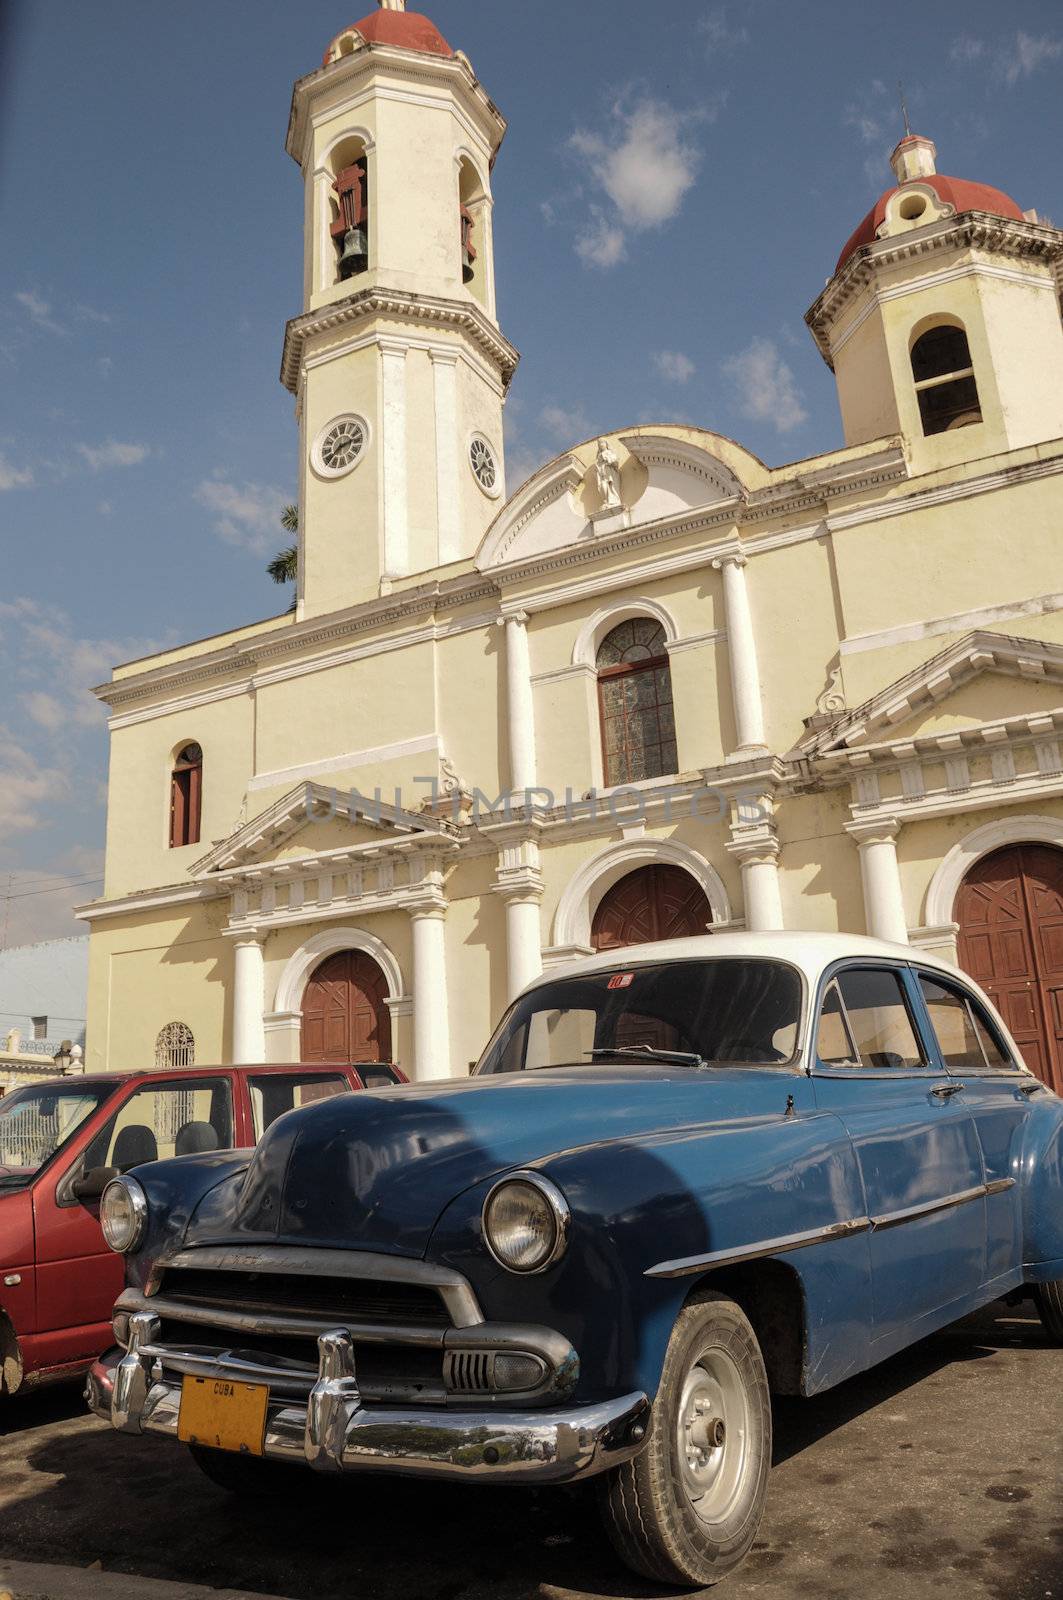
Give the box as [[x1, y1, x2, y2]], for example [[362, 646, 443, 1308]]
[[1018, 1089, 1063, 1277]]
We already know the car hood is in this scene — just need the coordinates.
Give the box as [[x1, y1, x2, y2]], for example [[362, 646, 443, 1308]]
[[184, 1065, 789, 1258]]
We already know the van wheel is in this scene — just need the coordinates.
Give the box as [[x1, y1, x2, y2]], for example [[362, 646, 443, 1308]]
[[1034, 1278, 1063, 1343], [598, 1291, 771, 1587], [189, 1445, 312, 1498]]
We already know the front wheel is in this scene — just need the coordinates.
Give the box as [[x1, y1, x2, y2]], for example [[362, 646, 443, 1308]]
[[598, 1290, 771, 1587], [1034, 1278, 1063, 1342]]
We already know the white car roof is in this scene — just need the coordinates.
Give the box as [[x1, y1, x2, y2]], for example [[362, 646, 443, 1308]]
[[523, 931, 962, 995]]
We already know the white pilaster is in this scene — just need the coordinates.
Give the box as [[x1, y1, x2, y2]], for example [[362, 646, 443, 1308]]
[[430, 349, 461, 565], [713, 550, 768, 757], [231, 937, 266, 1064], [498, 611, 537, 795], [409, 904, 451, 1080], [491, 830, 544, 999], [848, 818, 909, 943], [380, 340, 409, 584]]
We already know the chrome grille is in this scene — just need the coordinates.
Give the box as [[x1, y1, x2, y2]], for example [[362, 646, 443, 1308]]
[[158, 1266, 451, 1328]]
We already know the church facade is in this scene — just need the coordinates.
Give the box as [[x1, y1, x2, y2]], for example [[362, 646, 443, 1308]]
[[81, 4, 1063, 1094]]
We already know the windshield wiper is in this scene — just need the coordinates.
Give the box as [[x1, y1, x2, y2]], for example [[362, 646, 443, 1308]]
[[586, 1045, 707, 1069]]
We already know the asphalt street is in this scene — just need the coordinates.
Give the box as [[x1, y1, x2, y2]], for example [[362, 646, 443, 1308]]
[[0, 1299, 1059, 1600]]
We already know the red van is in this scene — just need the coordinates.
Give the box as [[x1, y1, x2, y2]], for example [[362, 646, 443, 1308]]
[[0, 1060, 403, 1396]]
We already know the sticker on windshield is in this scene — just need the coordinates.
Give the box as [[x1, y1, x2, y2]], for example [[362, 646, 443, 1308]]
[[607, 972, 634, 989]]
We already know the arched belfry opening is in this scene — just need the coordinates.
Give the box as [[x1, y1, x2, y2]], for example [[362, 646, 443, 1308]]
[[458, 155, 487, 306], [328, 134, 369, 282]]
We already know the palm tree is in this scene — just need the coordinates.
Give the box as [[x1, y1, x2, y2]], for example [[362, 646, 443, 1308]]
[[269, 504, 298, 611]]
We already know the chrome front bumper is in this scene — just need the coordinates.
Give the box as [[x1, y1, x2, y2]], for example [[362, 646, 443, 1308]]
[[87, 1313, 650, 1486]]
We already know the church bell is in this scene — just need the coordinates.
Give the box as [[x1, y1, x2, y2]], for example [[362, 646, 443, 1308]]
[[339, 226, 368, 278]]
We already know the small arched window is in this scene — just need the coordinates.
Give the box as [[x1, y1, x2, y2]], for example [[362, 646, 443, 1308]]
[[910, 323, 982, 436], [155, 1021, 194, 1069], [169, 743, 202, 848], [596, 620, 677, 787]]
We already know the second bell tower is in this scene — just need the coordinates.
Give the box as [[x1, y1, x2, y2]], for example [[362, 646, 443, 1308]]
[[281, 2, 518, 616]]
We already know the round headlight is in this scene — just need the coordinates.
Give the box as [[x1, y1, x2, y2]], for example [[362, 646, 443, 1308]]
[[100, 1177, 148, 1254], [482, 1174, 569, 1274]]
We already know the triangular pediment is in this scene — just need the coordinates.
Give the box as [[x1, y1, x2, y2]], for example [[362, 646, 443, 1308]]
[[800, 631, 1063, 756], [192, 783, 457, 877]]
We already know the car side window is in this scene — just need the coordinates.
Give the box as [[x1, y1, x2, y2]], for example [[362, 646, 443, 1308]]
[[248, 1073, 350, 1140], [816, 982, 860, 1066], [84, 1079, 234, 1171], [819, 968, 925, 1070], [359, 1065, 400, 1089], [919, 975, 1013, 1070]]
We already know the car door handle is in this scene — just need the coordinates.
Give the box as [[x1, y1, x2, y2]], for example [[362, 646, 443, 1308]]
[[1018, 1081, 1045, 1096], [931, 1082, 965, 1099]]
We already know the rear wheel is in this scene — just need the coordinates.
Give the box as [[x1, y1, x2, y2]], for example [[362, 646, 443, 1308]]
[[189, 1445, 312, 1499], [1034, 1278, 1063, 1343], [598, 1290, 771, 1587]]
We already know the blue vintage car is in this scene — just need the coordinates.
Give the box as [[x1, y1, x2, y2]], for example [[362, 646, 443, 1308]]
[[88, 932, 1063, 1587]]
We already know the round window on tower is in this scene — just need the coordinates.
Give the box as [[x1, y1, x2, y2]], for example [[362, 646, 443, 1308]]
[[311, 414, 370, 479], [469, 433, 501, 498]]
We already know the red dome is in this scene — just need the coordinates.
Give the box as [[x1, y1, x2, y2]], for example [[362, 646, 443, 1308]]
[[323, 11, 453, 66], [836, 173, 1025, 272]]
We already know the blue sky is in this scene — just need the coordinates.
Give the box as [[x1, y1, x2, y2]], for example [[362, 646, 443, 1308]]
[[1, 0, 1061, 944]]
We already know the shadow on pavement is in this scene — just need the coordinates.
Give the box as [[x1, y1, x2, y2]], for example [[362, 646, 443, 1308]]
[[0, 1300, 1057, 1600]]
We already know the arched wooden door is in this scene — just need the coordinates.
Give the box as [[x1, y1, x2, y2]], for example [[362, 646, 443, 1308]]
[[300, 950, 392, 1065], [957, 844, 1063, 1092], [591, 864, 712, 951]]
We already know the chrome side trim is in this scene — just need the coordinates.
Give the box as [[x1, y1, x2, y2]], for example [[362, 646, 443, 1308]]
[[645, 1174, 1019, 1280], [153, 1244, 483, 1328], [644, 1218, 872, 1279], [869, 1184, 986, 1232]]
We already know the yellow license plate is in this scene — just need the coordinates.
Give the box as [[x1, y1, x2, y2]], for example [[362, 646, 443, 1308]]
[[178, 1375, 268, 1456]]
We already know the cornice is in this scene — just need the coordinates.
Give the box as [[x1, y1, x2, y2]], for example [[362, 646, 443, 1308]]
[[286, 41, 506, 169], [805, 212, 1063, 365], [280, 286, 519, 395]]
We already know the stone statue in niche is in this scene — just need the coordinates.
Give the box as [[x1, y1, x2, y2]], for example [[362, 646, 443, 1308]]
[[594, 438, 623, 511]]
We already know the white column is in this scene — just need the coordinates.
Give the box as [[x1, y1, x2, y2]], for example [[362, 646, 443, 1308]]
[[849, 819, 909, 943], [503, 895, 542, 998], [430, 349, 461, 566], [380, 340, 409, 585], [735, 846, 784, 931], [498, 611, 537, 795], [231, 938, 266, 1064], [713, 551, 767, 757], [409, 906, 451, 1080]]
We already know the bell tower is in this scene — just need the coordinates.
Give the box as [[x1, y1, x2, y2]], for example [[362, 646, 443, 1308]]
[[806, 132, 1063, 470], [282, 2, 519, 616]]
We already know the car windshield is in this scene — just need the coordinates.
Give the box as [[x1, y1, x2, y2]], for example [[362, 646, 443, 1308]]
[[475, 959, 802, 1074], [0, 1082, 116, 1187]]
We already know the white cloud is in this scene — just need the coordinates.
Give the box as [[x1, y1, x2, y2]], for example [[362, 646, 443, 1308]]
[[575, 211, 627, 269], [15, 289, 66, 336], [949, 35, 986, 63], [699, 7, 749, 56], [0, 737, 68, 837], [568, 96, 703, 268], [76, 440, 149, 471], [0, 597, 171, 730], [0, 850, 105, 945], [0, 454, 33, 490], [722, 337, 808, 434], [195, 476, 292, 557], [949, 30, 1062, 83], [539, 403, 589, 444], [653, 350, 696, 384], [1005, 30, 1063, 83]]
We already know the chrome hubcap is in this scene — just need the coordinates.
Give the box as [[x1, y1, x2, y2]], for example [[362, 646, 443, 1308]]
[[676, 1347, 750, 1523]]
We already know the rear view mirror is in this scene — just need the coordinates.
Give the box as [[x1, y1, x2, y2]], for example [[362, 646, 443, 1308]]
[[73, 1165, 119, 1201]]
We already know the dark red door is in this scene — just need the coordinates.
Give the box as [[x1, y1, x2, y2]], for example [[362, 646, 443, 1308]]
[[957, 844, 1063, 1093], [301, 951, 392, 1064], [591, 865, 712, 951]]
